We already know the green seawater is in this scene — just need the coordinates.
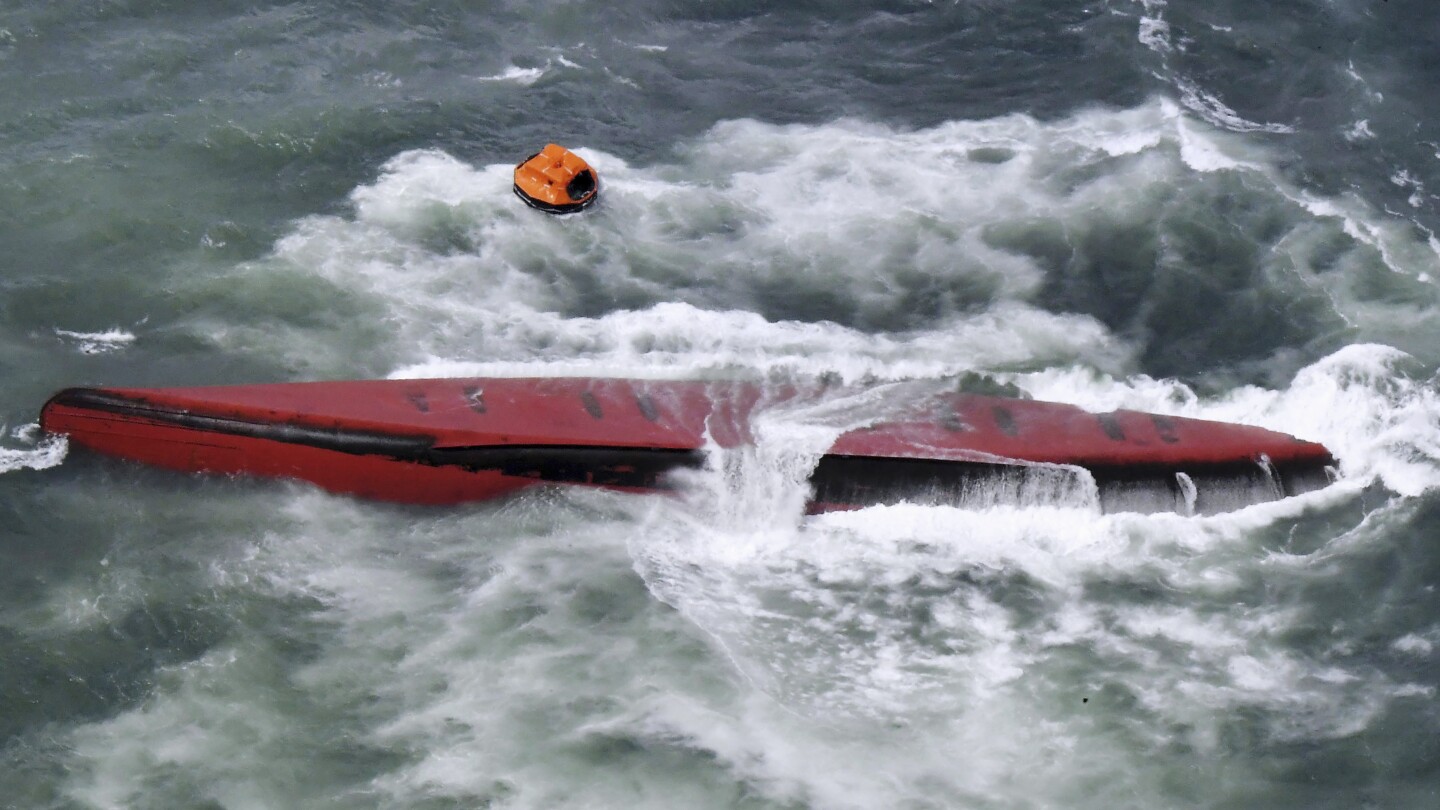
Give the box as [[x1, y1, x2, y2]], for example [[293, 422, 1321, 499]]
[[4, 1, 1440, 807]]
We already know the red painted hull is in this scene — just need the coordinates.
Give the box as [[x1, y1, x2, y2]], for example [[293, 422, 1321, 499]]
[[39, 377, 1336, 514]]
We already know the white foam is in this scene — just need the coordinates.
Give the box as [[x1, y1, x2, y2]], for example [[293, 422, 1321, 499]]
[[385, 300, 1127, 384], [617, 439, 1429, 803], [1175, 78, 1295, 135], [1135, 0, 1172, 53], [476, 65, 545, 85], [1170, 107, 1256, 172], [1393, 633, 1435, 656], [1137, 15, 1172, 53], [1131, 1, 1296, 135], [254, 100, 1361, 383], [0, 425, 67, 474], [53, 327, 136, 355], [1344, 119, 1376, 142], [1345, 60, 1385, 103], [270, 111, 1217, 378]]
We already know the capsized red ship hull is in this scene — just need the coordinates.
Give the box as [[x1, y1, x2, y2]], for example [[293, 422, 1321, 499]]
[[39, 377, 1337, 514]]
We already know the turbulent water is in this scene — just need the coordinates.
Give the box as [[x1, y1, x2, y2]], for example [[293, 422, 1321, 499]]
[[5, 1, 1440, 807]]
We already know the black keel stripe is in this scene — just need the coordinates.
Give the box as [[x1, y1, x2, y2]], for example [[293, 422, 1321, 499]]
[[49, 388, 435, 457], [47, 388, 703, 486]]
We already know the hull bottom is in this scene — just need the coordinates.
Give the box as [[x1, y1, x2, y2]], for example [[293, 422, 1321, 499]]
[[39, 380, 1339, 515]]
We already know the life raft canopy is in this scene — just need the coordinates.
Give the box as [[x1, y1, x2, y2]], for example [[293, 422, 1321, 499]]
[[513, 143, 599, 214]]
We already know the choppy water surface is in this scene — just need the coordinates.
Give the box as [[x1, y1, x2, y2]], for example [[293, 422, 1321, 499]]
[[4, 1, 1440, 807]]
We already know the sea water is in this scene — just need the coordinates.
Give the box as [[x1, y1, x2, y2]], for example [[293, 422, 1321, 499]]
[[3, 1, 1440, 807]]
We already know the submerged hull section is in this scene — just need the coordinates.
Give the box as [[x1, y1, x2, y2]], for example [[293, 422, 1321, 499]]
[[40, 378, 1336, 514]]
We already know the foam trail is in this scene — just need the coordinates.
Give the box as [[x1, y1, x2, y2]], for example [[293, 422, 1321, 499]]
[[476, 65, 545, 85], [53, 327, 136, 355]]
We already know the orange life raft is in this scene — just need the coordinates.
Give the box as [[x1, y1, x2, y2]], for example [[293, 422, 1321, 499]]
[[513, 143, 599, 214]]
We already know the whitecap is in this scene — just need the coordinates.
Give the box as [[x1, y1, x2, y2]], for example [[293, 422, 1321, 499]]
[[1344, 119, 1375, 142], [54, 327, 136, 355], [476, 65, 545, 85]]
